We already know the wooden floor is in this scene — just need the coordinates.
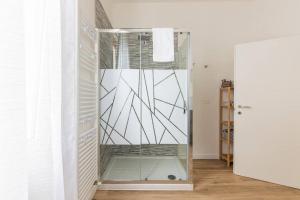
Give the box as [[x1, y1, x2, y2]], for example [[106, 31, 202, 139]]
[[94, 159, 300, 200]]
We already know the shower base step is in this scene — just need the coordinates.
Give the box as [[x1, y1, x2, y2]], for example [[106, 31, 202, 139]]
[[97, 182, 193, 191]]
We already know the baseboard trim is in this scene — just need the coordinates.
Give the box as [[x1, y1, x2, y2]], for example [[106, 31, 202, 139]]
[[192, 154, 219, 159], [97, 183, 193, 191]]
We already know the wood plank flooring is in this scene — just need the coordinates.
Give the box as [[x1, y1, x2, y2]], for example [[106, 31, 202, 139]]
[[94, 159, 300, 200]]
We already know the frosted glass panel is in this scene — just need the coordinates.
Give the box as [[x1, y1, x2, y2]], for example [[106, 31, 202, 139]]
[[99, 69, 187, 145]]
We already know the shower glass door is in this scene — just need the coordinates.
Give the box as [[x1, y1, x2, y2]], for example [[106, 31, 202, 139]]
[[140, 32, 189, 181], [98, 29, 190, 181], [99, 32, 143, 180]]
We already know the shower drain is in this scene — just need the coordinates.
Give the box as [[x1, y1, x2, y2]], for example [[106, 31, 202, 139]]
[[168, 175, 176, 180]]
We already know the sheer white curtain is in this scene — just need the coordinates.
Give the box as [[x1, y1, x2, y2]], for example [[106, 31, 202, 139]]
[[0, 0, 77, 199], [0, 1, 27, 199], [25, 0, 69, 199]]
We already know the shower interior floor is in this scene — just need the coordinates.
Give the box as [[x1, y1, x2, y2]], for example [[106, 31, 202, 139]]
[[101, 156, 187, 181]]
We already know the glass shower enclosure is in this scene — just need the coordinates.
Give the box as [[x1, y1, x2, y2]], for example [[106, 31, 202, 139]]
[[97, 29, 191, 182]]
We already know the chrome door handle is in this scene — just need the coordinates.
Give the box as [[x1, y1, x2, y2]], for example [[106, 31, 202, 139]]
[[238, 105, 252, 109]]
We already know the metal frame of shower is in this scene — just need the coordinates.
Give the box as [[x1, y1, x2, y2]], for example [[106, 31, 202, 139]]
[[96, 28, 189, 33], [96, 28, 192, 190]]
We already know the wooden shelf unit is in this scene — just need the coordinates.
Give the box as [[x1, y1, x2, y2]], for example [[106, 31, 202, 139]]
[[219, 86, 234, 167]]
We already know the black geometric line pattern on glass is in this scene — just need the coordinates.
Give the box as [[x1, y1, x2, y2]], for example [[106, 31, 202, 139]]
[[99, 69, 187, 145], [154, 72, 175, 86], [172, 68, 187, 111], [142, 69, 157, 143], [132, 105, 151, 144], [100, 119, 132, 144], [101, 69, 123, 145], [99, 123, 115, 144], [100, 68, 106, 85], [154, 107, 187, 136], [133, 92, 182, 144], [101, 84, 109, 93], [152, 69, 155, 114], [100, 103, 112, 118], [103, 90, 133, 145], [159, 92, 180, 144], [99, 87, 116, 101], [154, 98, 185, 111], [123, 95, 135, 137]]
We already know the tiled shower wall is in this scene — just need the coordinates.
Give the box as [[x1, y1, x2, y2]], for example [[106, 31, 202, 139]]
[[112, 33, 180, 69], [95, 0, 113, 69], [95, 1, 112, 29], [95, 0, 187, 178]]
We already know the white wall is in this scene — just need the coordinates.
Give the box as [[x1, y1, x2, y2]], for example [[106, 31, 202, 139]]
[[107, 0, 300, 159]]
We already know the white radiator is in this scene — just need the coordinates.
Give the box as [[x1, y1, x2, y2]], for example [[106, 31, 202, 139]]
[[77, 17, 98, 200]]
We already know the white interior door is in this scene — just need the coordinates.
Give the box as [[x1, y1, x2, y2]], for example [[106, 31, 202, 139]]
[[234, 36, 300, 189]]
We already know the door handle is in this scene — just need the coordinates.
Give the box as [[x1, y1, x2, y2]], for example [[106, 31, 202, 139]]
[[238, 105, 252, 109]]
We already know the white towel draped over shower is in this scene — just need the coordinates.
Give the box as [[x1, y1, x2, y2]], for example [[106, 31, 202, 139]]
[[152, 28, 174, 62]]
